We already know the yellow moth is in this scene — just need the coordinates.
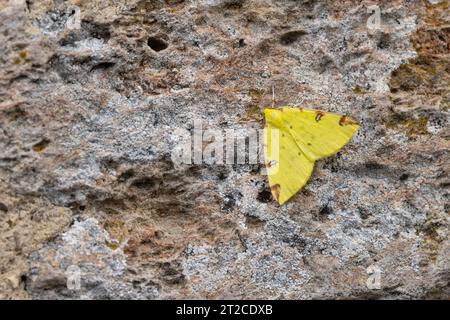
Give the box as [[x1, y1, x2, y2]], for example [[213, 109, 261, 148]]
[[264, 107, 359, 205]]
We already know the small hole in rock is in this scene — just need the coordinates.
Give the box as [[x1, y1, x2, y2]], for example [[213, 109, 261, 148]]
[[21, 275, 28, 289], [0, 202, 8, 212], [279, 30, 307, 45], [118, 169, 135, 182], [131, 177, 156, 189], [257, 189, 272, 203], [32, 138, 50, 152], [319, 205, 332, 216], [90, 62, 115, 72], [217, 171, 228, 180], [147, 37, 168, 51], [377, 33, 391, 49]]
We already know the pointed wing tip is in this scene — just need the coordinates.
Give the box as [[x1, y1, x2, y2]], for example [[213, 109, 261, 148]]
[[339, 115, 360, 128], [351, 123, 360, 136], [270, 185, 294, 206], [274, 197, 287, 206]]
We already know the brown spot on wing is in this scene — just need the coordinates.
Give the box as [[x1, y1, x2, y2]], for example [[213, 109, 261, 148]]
[[265, 159, 278, 169], [315, 111, 325, 122], [270, 184, 281, 202], [339, 115, 358, 126]]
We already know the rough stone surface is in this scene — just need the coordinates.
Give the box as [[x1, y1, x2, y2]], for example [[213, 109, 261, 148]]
[[0, 0, 448, 299]]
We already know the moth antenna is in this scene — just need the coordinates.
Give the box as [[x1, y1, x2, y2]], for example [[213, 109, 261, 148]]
[[272, 85, 275, 109]]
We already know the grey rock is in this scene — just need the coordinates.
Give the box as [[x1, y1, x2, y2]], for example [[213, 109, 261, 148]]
[[0, 0, 448, 299]]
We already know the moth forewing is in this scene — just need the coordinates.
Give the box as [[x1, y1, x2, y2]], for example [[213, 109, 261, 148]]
[[263, 126, 280, 176]]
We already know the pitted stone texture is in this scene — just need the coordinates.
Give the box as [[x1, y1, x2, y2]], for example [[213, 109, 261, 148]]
[[0, 0, 448, 299]]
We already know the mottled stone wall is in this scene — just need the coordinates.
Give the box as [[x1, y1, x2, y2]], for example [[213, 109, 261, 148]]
[[0, 0, 448, 299]]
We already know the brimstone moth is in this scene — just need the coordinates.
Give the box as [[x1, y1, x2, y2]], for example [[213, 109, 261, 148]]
[[264, 107, 359, 205]]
